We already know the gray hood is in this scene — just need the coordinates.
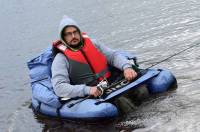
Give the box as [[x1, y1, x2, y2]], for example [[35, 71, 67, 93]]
[[58, 15, 81, 45]]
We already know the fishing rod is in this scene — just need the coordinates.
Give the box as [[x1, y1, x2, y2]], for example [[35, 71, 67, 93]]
[[67, 73, 142, 108], [67, 41, 200, 108], [67, 79, 111, 108], [145, 42, 200, 69]]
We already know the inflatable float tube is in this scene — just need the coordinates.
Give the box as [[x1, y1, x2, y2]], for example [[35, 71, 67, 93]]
[[27, 47, 177, 121]]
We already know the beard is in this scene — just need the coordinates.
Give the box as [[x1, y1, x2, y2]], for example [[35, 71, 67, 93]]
[[68, 39, 83, 49]]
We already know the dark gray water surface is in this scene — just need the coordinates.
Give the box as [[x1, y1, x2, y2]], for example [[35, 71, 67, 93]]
[[0, 0, 200, 131]]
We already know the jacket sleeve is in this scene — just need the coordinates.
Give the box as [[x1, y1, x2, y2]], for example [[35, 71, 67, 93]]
[[51, 53, 91, 98], [92, 39, 132, 71]]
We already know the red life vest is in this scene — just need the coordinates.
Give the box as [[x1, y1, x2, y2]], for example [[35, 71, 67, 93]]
[[53, 33, 111, 85]]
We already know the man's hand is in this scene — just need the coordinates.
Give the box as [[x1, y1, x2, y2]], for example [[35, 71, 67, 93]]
[[124, 68, 137, 81], [89, 86, 102, 97]]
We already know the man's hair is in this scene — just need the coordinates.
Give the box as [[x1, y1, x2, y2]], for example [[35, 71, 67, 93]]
[[52, 46, 62, 58]]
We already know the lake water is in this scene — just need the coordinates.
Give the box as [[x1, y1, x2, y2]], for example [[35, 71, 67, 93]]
[[0, 0, 200, 131]]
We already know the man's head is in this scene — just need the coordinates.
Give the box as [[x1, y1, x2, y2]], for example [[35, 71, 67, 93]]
[[62, 26, 81, 47], [59, 16, 83, 49]]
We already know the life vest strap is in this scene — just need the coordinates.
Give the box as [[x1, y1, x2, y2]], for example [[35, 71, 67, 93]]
[[35, 102, 41, 113], [56, 105, 63, 118], [95, 68, 109, 79]]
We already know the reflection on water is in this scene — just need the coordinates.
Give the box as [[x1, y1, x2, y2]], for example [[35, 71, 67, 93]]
[[1, 0, 200, 131], [33, 110, 119, 132]]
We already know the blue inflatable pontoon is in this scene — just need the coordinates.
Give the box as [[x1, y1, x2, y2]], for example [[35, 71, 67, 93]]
[[27, 47, 177, 121]]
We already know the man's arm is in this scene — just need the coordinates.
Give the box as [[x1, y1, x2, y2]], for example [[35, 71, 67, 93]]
[[93, 39, 137, 81], [92, 39, 132, 70]]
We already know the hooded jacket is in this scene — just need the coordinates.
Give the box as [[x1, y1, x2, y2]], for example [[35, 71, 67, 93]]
[[51, 16, 132, 98], [53, 32, 111, 85]]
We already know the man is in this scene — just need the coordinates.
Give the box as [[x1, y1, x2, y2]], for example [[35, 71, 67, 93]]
[[51, 16, 137, 99]]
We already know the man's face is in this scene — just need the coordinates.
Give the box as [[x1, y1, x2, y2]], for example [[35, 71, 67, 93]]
[[63, 26, 81, 46]]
